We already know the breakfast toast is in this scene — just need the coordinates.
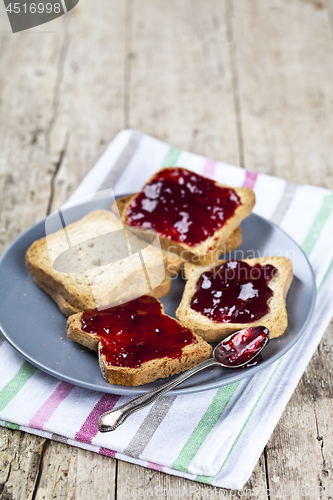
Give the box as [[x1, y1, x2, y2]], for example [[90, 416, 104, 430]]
[[67, 296, 212, 386], [176, 256, 293, 342], [114, 194, 243, 272], [121, 167, 254, 266], [26, 210, 169, 313]]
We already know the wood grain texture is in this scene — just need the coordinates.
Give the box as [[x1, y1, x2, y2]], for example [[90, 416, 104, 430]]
[[0, 428, 46, 500], [0, 23, 66, 253], [264, 319, 333, 500], [47, 0, 126, 212], [129, 0, 240, 165], [33, 440, 116, 500], [116, 459, 268, 499], [232, 0, 333, 189]]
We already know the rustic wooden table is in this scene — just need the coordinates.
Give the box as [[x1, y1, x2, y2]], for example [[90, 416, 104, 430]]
[[1, 0, 333, 498]]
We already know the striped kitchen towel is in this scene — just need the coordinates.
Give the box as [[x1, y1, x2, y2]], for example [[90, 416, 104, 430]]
[[1, 129, 333, 490]]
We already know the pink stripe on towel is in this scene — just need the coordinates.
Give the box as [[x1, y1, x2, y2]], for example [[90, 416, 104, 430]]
[[29, 381, 75, 430], [242, 171, 258, 189], [99, 447, 117, 458], [148, 462, 164, 472], [202, 159, 217, 180], [75, 393, 121, 444]]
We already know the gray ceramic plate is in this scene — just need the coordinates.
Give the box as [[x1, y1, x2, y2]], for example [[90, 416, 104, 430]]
[[0, 194, 316, 395]]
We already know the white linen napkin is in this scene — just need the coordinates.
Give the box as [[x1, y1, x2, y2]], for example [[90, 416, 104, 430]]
[[1, 129, 333, 490]]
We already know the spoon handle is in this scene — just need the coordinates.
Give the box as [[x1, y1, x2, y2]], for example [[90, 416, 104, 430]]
[[98, 358, 219, 432]]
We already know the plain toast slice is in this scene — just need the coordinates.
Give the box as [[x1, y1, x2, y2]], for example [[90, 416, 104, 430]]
[[34, 278, 81, 317], [26, 210, 169, 312], [33, 275, 171, 317]]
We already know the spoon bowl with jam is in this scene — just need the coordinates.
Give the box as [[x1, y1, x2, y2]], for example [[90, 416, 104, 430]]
[[99, 326, 269, 432]]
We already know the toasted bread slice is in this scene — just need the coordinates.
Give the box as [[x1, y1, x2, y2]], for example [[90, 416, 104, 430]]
[[121, 168, 254, 266], [114, 194, 243, 269], [26, 210, 169, 312], [176, 257, 293, 342], [67, 297, 212, 386], [33, 273, 171, 317], [34, 278, 81, 317], [114, 195, 185, 274]]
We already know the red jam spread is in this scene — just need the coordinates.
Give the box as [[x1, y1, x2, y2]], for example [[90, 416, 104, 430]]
[[215, 326, 269, 367], [191, 261, 277, 323], [81, 296, 197, 368], [125, 167, 241, 247]]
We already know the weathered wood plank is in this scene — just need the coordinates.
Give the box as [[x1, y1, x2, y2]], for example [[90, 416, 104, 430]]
[[48, 0, 126, 212], [0, 23, 68, 253], [33, 440, 116, 500], [0, 427, 46, 500], [265, 319, 333, 500], [129, 0, 240, 166], [310, 320, 333, 498], [116, 458, 268, 499], [233, 0, 333, 188]]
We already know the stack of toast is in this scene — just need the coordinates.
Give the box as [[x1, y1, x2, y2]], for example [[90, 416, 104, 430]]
[[26, 167, 293, 386]]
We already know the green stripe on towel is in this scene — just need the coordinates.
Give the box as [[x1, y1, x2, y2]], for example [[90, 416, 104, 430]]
[[318, 256, 333, 292], [161, 147, 181, 167], [196, 358, 284, 485], [5, 421, 20, 430], [0, 361, 37, 412], [301, 192, 333, 256], [172, 383, 239, 473]]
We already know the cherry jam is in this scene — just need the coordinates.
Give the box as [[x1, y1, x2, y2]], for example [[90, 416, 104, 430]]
[[125, 167, 241, 247], [215, 326, 269, 367], [81, 296, 197, 368], [191, 261, 277, 323]]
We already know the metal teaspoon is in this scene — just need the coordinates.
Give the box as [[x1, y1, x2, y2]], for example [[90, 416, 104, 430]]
[[98, 325, 269, 432]]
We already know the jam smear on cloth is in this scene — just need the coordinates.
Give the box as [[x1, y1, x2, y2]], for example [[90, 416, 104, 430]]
[[191, 261, 277, 323], [125, 167, 241, 247], [81, 296, 197, 368]]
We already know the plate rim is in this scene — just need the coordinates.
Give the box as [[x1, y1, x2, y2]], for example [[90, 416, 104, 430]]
[[0, 197, 317, 395]]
